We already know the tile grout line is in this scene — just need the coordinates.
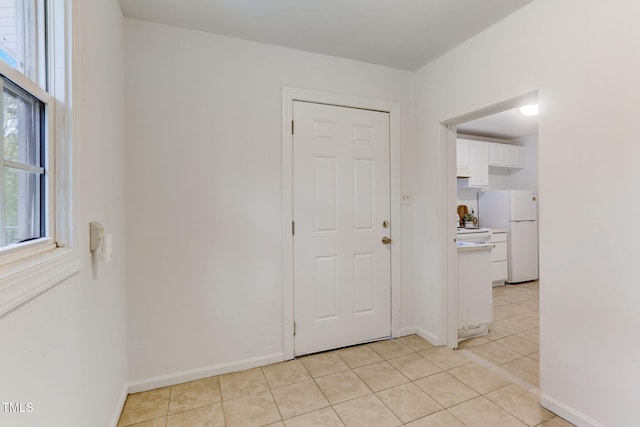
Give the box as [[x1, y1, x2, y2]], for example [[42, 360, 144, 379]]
[[460, 351, 537, 390], [353, 343, 413, 426], [291, 354, 344, 424], [305, 353, 351, 427], [369, 352, 416, 425], [330, 343, 414, 425], [353, 343, 474, 426], [118, 285, 541, 426], [264, 377, 285, 426], [466, 284, 539, 395], [289, 360, 335, 424]]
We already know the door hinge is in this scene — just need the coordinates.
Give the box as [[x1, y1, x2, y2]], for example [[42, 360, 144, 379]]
[[292, 221, 295, 235], [291, 120, 294, 135], [293, 322, 296, 336]]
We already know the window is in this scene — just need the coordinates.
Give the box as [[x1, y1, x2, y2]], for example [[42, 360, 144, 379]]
[[0, 0, 42, 79], [0, 0, 50, 252], [2, 78, 45, 246], [0, 0, 78, 316]]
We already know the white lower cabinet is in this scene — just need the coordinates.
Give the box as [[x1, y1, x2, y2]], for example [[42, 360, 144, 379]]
[[458, 245, 493, 342], [490, 231, 508, 286]]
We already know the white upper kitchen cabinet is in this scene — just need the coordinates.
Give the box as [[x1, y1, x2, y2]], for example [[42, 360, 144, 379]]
[[456, 139, 471, 177], [489, 142, 524, 168], [458, 139, 489, 188]]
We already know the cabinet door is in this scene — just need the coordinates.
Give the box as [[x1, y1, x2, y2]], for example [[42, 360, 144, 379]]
[[489, 143, 525, 168], [489, 143, 505, 166], [491, 241, 508, 262], [468, 141, 489, 187], [492, 260, 508, 282], [456, 139, 471, 177], [505, 145, 524, 168], [490, 232, 508, 243]]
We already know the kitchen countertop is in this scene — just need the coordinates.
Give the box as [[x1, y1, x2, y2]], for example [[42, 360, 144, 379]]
[[457, 227, 491, 233], [490, 228, 508, 234]]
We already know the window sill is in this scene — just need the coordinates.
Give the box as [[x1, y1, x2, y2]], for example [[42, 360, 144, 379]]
[[0, 247, 81, 318]]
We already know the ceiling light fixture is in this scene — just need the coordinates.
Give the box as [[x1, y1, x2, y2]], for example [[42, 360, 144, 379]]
[[518, 104, 539, 116]]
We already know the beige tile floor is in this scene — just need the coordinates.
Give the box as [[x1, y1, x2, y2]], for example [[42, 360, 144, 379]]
[[460, 280, 541, 389], [118, 280, 574, 427]]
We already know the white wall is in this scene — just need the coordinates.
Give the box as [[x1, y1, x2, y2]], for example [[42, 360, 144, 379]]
[[124, 19, 417, 384], [415, 0, 640, 425], [0, 1, 127, 426]]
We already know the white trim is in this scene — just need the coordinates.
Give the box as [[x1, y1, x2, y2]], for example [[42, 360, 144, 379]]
[[36, 0, 47, 88], [127, 352, 284, 394], [442, 92, 538, 348], [389, 100, 402, 340], [540, 393, 606, 427], [444, 124, 458, 348], [281, 87, 402, 360], [0, 237, 55, 264], [45, 80, 57, 248], [3, 160, 45, 174], [50, 0, 74, 250], [0, 248, 80, 317], [0, 78, 5, 246], [415, 326, 442, 347], [110, 384, 129, 427], [0, 61, 51, 103], [397, 327, 417, 337]]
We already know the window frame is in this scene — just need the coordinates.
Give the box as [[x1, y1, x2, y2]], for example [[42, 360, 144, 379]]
[[0, 0, 79, 318], [0, 68, 53, 253]]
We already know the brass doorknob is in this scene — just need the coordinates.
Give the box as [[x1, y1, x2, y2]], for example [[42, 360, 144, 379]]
[[382, 236, 392, 245]]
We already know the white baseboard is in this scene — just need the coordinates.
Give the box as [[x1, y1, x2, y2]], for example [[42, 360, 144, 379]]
[[415, 327, 442, 346], [110, 383, 129, 427], [540, 392, 605, 427], [397, 327, 416, 337], [127, 352, 284, 394]]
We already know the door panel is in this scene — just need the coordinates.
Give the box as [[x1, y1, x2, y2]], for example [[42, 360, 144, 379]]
[[354, 252, 374, 314], [293, 101, 391, 356], [353, 159, 374, 230], [314, 157, 337, 231], [314, 255, 338, 321]]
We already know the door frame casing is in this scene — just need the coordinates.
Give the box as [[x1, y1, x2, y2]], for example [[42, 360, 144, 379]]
[[282, 87, 402, 360], [442, 91, 538, 348]]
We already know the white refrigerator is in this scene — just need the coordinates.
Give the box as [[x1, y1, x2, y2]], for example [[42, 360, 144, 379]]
[[478, 190, 539, 283]]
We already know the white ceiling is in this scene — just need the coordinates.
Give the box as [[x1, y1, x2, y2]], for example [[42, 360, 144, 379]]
[[457, 108, 539, 140], [118, 0, 533, 71]]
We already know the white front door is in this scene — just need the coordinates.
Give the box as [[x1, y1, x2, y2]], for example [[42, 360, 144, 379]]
[[293, 101, 391, 356]]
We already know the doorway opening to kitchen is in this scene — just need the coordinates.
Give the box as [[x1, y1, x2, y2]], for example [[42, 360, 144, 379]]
[[443, 92, 540, 388]]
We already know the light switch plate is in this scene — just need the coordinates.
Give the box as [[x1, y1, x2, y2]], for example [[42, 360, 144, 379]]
[[90, 221, 104, 252]]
